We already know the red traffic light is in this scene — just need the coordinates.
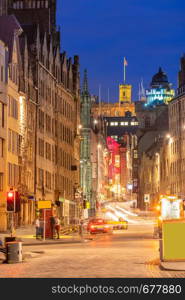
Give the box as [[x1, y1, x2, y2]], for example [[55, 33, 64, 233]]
[[7, 192, 14, 198], [7, 191, 15, 212]]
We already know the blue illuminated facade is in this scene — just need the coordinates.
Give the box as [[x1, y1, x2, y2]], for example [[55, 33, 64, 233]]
[[146, 67, 175, 106]]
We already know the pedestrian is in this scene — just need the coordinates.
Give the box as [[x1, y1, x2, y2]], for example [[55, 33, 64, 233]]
[[55, 216, 61, 239], [39, 218, 44, 239], [35, 217, 40, 239], [79, 219, 84, 238], [50, 215, 56, 239]]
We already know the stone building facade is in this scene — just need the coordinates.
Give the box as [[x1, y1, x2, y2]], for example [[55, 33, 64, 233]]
[[0, 0, 80, 230], [0, 38, 8, 231], [168, 55, 185, 198]]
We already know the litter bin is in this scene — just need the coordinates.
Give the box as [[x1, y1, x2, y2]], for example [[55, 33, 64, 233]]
[[4, 236, 16, 245], [6, 241, 22, 264]]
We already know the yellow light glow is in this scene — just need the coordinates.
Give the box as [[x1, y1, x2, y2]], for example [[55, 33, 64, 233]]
[[156, 205, 160, 211]]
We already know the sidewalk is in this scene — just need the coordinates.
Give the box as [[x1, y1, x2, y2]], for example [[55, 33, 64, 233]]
[[160, 261, 185, 271], [0, 225, 93, 246]]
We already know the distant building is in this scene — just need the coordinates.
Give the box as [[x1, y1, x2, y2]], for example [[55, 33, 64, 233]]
[[91, 64, 135, 118], [146, 67, 175, 106], [104, 111, 139, 143], [80, 70, 108, 217], [104, 111, 139, 201]]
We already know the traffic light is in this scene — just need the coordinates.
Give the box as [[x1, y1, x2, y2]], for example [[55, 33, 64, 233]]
[[7, 190, 15, 212]]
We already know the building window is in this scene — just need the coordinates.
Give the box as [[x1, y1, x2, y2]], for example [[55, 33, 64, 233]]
[[133, 150, 138, 158], [46, 171, 51, 190], [110, 122, 118, 126], [0, 173, 3, 191], [8, 96, 18, 119], [0, 138, 4, 157], [0, 65, 4, 82], [38, 138, 44, 157], [131, 121, 139, 126], [45, 142, 51, 161], [8, 163, 19, 186], [0, 103, 5, 127], [38, 109, 44, 131], [45, 114, 51, 133], [120, 122, 128, 126], [38, 168, 44, 187], [8, 129, 21, 155]]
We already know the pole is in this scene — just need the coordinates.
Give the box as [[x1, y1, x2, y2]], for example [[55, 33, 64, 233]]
[[10, 212, 14, 237], [124, 57, 126, 84], [43, 209, 46, 241]]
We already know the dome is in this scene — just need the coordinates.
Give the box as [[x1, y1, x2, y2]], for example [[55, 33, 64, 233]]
[[151, 67, 169, 88]]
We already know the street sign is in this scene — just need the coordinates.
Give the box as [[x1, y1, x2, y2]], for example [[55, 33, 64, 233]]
[[38, 200, 52, 209], [59, 197, 65, 202], [86, 201, 90, 209], [144, 194, 150, 203]]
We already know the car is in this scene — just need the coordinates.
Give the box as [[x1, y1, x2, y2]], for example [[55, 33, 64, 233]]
[[87, 218, 112, 234], [106, 219, 128, 230]]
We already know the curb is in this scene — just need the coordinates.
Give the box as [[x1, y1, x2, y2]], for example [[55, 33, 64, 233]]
[[160, 261, 185, 272], [22, 238, 93, 246]]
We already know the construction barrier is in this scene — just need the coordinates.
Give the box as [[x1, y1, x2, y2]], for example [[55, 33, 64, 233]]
[[161, 219, 185, 261]]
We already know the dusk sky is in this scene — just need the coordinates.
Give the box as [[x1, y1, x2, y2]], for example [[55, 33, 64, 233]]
[[57, 0, 185, 102]]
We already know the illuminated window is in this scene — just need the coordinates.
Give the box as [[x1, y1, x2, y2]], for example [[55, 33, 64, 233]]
[[110, 122, 118, 126], [120, 122, 128, 126], [134, 150, 138, 158], [131, 121, 138, 126]]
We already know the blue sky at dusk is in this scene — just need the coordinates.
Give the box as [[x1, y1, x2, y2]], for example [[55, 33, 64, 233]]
[[57, 0, 185, 102]]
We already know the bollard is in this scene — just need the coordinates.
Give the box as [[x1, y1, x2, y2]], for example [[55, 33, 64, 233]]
[[6, 241, 22, 264]]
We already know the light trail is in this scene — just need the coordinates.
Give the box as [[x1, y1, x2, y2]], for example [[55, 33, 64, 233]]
[[115, 205, 138, 217]]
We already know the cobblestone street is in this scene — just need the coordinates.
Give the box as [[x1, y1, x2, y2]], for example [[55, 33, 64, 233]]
[[1, 224, 185, 278]]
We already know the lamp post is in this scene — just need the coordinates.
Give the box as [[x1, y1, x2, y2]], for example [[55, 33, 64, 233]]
[[127, 183, 133, 202]]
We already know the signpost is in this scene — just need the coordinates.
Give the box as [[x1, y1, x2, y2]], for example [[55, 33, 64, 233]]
[[38, 201, 52, 241], [144, 194, 150, 211], [144, 194, 150, 203]]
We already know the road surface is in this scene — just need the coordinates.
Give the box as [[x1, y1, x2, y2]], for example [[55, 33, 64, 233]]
[[0, 223, 185, 278]]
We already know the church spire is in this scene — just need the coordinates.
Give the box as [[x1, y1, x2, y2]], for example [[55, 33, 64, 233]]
[[82, 69, 89, 96]]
